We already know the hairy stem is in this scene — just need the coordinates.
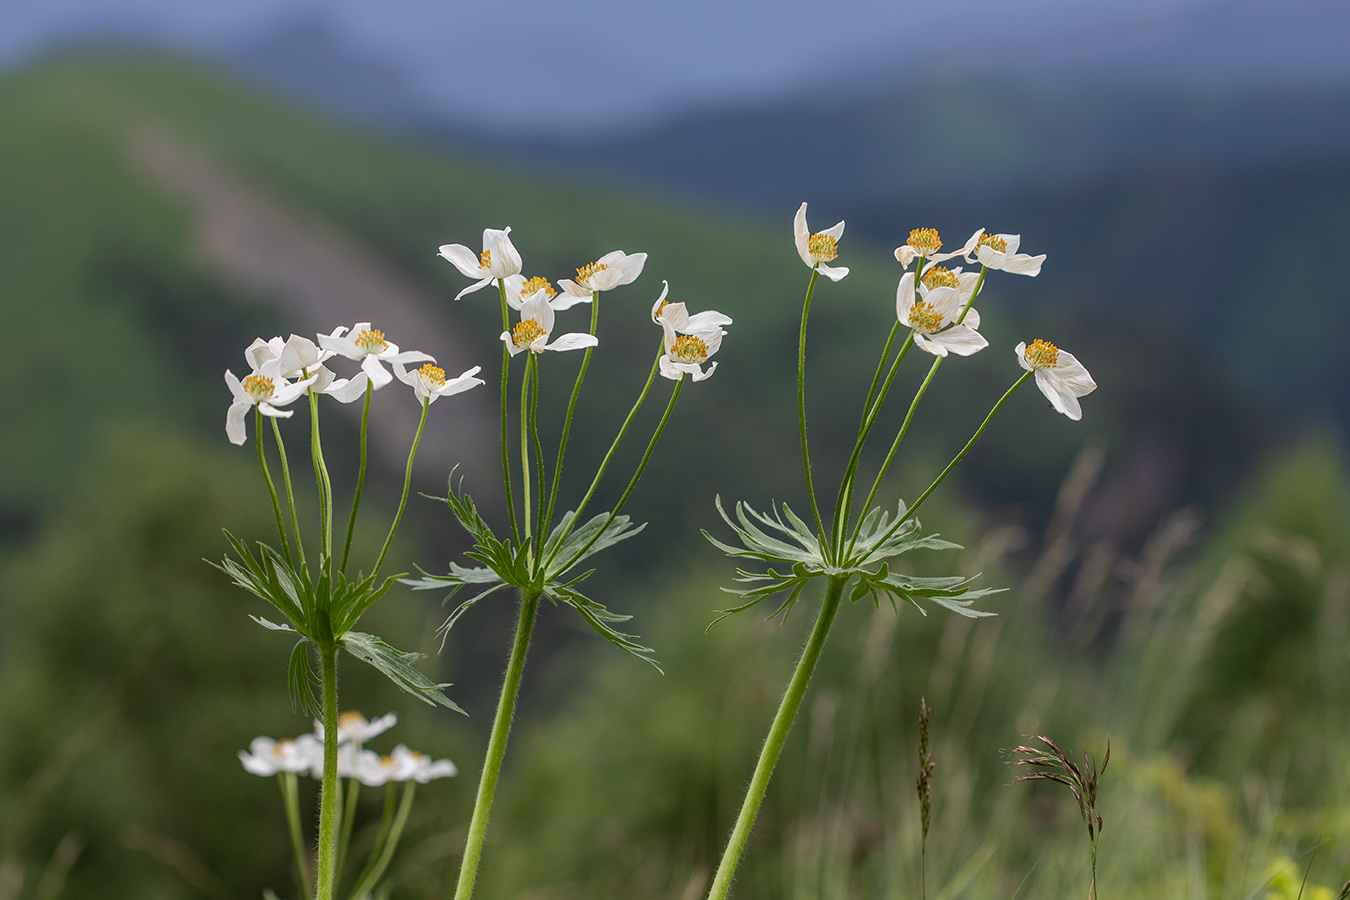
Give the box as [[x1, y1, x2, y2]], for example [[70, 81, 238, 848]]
[[315, 647, 340, 900], [255, 410, 293, 567], [520, 354, 534, 555], [707, 575, 847, 900], [340, 380, 373, 574], [797, 269, 828, 556], [271, 417, 306, 573], [542, 291, 599, 539], [499, 279, 521, 544], [309, 391, 335, 570], [348, 782, 416, 900], [372, 396, 429, 577]]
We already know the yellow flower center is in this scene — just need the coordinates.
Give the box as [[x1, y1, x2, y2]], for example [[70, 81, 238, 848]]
[[907, 301, 945, 334], [270, 739, 293, 757], [1025, 339, 1060, 369], [921, 266, 958, 290], [512, 319, 546, 348], [669, 334, 709, 364], [355, 328, 387, 354], [242, 374, 275, 402], [807, 232, 839, 263], [978, 233, 1008, 253], [417, 364, 447, 390], [520, 276, 557, 300], [575, 261, 608, 287], [908, 227, 942, 257], [479, 249, 491, 269], [339, 711, 366, 728]]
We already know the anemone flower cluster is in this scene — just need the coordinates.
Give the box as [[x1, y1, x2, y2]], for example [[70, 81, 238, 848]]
[[238, 711, 456, 787]]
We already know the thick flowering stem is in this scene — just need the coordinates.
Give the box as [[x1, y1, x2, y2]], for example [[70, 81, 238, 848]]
[[339, 380, 373, 574], [372, 396, 429, 577], [315, 646, 340, 900], [519, 354, 535, 557], [847, 353, 944, 557], [498, 279, 521, 544], [271, 418, 306, 573], [542, 344, 662, 572], [309, 391, 335, 569], [278, 772, 312, 900], [831, 330, 915, 550], [348, 782, 416, 900], [797, 269, 829, 557], [454, 589, 542, 900], [542, 291, 600, 540], [869, 371, 1033, 553], [255, 410, 293, 567], [707, 575, 848, 900], [556, 376, 683, 575]]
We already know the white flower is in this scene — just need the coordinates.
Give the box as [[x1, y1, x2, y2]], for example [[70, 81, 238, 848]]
[[556, 250, 648, 303], [245, 337, 285, 373], [500, 291, 599, 357], [357, 745, 458, 786], [649, 281, 732, 333], [793, 202, 848, 282], [438, 227, 523, 301], [894, 227, 982, 270], [238, 734, 322, 776], [659, 317, 723, 382], [277, 334, 335, 393], [501, 274, 591, 312], [896, 269, 988, 358], [313, 711, 399, 745], [224, 365, 314, 446], [394, 362, 485, 404], [319, 323, 435, 403], [967, 232, 1045, 276], [1016, 340, 1096, 421]]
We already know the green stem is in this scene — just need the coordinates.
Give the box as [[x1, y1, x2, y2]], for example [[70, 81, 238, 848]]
[[453, 590, 542, 900], [520, 355, 534, 556], [278, 772, 312, 900], [542, 292, 599, 539], [348, 782, 416, 900], [542, 346, 662, 572], [846, 355, 943, 556], [340, 381, 373, 574], [315, 647, 340, 900], [372, 397, 429, 577], [796, 269, 829, 556], [499, 280, 521, 545], [528, 355, 546, 556], [336, 773, 361, 885], [309, 391, 335, 570], [255, 410, 293, 567], [272, 417, 306, 573], [351, 785, 398, 895], [867, 371, 1032, 553], [555, 377, 682, 576], [954, 267, 987, 326], [707, 575, 848, 900]]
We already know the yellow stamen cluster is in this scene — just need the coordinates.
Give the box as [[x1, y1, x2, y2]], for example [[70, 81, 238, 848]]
[[576, 261, 609, 285], [512, 319, 546, 348], [808, 232, 839, 263], [355, 328, 388, 354], [520, 276, 557, 300], [338, 711, 366, 728], [243, 374, 275, 402], [908, 227, 942, 256], [907, 301, 945, 334], [921, 266, 959, 290], [270, 739, 294, 757], [417, 364, 447, 389], [669, 334, 710, 364], [978, 233, 1008, 253], [479, 249, 491, 269], [1025, 339, 1059, 369]]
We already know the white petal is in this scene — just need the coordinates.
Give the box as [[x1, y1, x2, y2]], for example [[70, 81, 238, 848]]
[[960, 307, 981, 329], [501, 332, 526, 357], [435, 366, 485, 399], [453, 277, 494, 303], [1035, 369, 1082, 420], [929, 325, 988, 357], [591, 250, 646, 289], [1003, 252, 1045, 277], [658, 301, 690, 332], [483, 227, 522, 277], [245, 337, 285, 372], [556, 279, 591, 298], [684, 309, 732, 331], [1051, 351, 1097, 396], [544, 333, 599, 352], [326, 372, 371, 404], [794, 202, 811, 267], [522, 292, 555, 335], [816, 263, 849, 282], [501, 273, 526, 309], [547, 292, 593, 311], [649, 281, 671, 323], [361, 354, 394, 389], [659, 355, 687, 381], [259, 404, 295, 419], [1014, 342, 1033, 373], [660, 317, 678, 353], [896, 272, 917, 322], [387, 349, 436, 366], [895, 245, 918, 269], [822, 220, 845, 240], [691, 360, 718, 382], [923, 286, 962, 322], [279, 335, 321, 375], [1000, 234, 1021, 255], [226, 398, 251, 445], [912, 331, 948, 357], [438, 243, 487, 278]]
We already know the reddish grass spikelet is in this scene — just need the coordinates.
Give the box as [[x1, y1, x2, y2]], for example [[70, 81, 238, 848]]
[[1009, 734, 1109, 899]]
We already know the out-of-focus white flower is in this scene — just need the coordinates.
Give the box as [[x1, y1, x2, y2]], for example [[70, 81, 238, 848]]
[[319, 323, 435, 403], [793, 202, 848, 282], [352, 745, 458, 786], [658, 317, 723, 382], [649, 281, 732, 333], [313, 711, 399, 745], [238, 734, 322, 776], [556, 250, 648, 303], [224, 365, 315, 446], [500, 292, 599, 357], [394, 363, 485, 405], [967, 232, 1045, 276], [896, 269, 988, 358], [438, 227, 523, 301], [894, 227, 982, 270], [1016, 340, 1096, 421]]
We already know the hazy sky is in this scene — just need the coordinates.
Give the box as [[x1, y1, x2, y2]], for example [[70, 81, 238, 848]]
[[3, 0, 1345, 133]]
